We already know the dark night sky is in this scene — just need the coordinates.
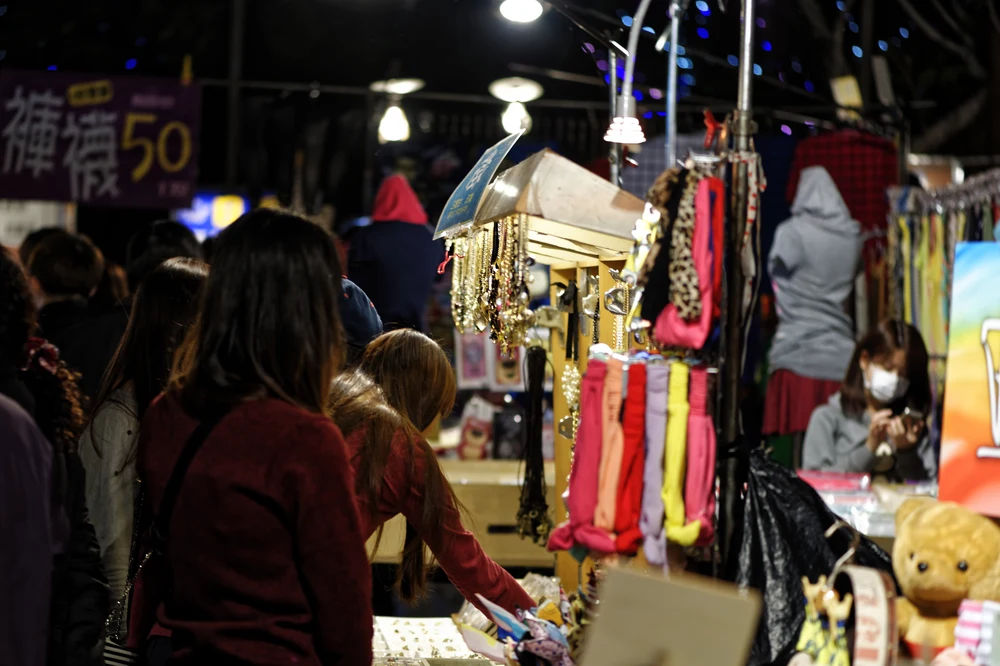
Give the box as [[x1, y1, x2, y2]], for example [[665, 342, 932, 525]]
[[0, 0, 951, 118], [0, 0, 993, 222]]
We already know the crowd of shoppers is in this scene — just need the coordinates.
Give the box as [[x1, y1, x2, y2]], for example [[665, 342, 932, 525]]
[[2, 207, 530, 666]]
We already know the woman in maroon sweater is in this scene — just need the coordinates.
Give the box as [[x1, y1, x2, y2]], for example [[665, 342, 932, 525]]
[[328, 330, 534, 615], [136, 210, 373, 665]]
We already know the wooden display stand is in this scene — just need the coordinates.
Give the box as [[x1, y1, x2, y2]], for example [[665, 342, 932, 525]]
[[455, 149, 645, 589], [548, 258, 632, 588]]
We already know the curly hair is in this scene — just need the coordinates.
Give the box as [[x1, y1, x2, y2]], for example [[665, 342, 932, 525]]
[[21, 341, 87, 455], [0, 250, 86, 454], [0, 247, 34, 370]]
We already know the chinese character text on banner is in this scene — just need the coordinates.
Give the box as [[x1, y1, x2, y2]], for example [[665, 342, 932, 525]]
[[0, 70, 201, 208]]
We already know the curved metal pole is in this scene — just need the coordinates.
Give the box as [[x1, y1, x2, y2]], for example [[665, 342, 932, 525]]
[[665, 1, 688, 168], [609, 50, 620, 186], [621, 0, 653, 103]]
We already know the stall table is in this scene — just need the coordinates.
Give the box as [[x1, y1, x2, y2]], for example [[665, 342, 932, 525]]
[[368, 460, 557, 569]]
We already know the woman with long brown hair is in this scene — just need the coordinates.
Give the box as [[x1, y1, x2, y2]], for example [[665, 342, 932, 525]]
[[134, 209, 372, 665], [328, 329, 534, 614], [80, 257, 208, 603]]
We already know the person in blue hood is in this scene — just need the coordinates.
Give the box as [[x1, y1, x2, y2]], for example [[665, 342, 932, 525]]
[[348, 174, 442, 333], [340, 278, 382, 366]]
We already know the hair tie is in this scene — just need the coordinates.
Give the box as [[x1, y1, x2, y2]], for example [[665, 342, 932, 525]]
[[23, 337, 60, 375]]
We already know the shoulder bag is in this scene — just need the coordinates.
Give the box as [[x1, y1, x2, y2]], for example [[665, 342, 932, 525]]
[[103, 413, 227, 666]]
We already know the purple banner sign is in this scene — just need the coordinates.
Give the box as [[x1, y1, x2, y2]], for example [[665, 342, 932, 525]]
[[0, 70, 201, 208]]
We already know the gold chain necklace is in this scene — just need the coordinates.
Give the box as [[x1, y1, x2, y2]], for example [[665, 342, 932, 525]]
[[449, 237, 468, 333], [449, 216, 533, 350], [472, 227, 491, 332]]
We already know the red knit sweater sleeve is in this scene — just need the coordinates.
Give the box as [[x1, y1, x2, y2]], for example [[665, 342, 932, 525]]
[[389, 433, 535, 616], [284, 418, 373, 666]]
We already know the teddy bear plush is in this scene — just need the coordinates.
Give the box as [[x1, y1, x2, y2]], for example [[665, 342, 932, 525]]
[[892, 498, 1000, 656]]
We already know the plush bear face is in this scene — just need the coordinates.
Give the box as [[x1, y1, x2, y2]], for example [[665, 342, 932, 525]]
[[892, 499, 1000, 613]]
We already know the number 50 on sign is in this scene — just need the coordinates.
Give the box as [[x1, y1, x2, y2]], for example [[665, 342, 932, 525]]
[[122, 112, 192, 182]]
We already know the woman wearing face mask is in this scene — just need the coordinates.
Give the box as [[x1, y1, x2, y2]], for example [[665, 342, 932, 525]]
[[802, 319, 935, 480]]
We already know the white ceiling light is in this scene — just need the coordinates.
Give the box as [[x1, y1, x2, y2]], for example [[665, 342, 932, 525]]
[[488, 77, 544, 103], [369, 78, 426, 96], [604, 116, 645, 144], [604, 97, 646, 145], [605, 0, 652, 147], [378, 100, 410, 143], [501, 102, 532, 134], [500, 0, 543, 23]]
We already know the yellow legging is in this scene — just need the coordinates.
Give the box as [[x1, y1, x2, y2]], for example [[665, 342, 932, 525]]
[[928, 213, 946, 357], [898, 216, 913, 325], [663, 363, 700, 546], [915, 213, 930, 344]]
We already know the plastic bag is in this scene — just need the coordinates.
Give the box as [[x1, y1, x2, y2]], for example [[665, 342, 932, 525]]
[[730, 450, 897, 666]]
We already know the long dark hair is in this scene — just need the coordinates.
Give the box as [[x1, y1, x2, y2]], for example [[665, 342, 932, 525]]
[[87, 257, 208, 468], [171, 209, 344, 416], [841, 319, 931, 419], [327, 368, 460, 603]]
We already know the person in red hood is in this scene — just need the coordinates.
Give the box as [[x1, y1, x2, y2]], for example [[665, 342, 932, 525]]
[[348, 174, 443, 333]]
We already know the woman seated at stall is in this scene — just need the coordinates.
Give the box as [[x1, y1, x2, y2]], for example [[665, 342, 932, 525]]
[[802, 319, 936, 480], [328, 329, 535, 615]]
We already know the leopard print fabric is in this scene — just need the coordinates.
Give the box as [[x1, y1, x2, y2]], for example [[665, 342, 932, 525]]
[[668, 170, 702, 320], [636, 167, 682, 289]]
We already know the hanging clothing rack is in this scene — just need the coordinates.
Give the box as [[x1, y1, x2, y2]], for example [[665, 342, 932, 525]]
[[897, 168, 1000, 211], [883, 167, 1000, 458]]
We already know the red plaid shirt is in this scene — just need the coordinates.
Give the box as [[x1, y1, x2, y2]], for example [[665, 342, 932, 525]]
[[786, 131, 898, 262]]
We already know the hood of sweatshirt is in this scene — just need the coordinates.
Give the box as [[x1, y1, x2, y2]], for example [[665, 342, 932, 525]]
[[790, 166, 860, 236]]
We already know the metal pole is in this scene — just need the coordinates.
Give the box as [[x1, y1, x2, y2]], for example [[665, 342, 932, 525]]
[[620, 0, 653, 103], [735, 1, 755, 123], [719, 0, 755, 578], [608, 50, 620, 186], [666, 2, 682, 167], [225, 0, 246, 188], [363, 93, 377, 215], [860, 0, 874, 108]]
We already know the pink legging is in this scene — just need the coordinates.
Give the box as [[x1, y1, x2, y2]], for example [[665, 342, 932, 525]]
[[684, 367, 716, 546], [613, 363, 647, 554], [595, 358, 625, 533], [547, 360, 616, 554]]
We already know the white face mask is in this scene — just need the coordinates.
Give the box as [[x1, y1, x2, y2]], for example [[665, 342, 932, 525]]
[[863, 364, 909, 403]]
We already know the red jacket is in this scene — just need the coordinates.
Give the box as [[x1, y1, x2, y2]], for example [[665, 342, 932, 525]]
[[136, 393, 373, 666], [346, 428, 534, 616]]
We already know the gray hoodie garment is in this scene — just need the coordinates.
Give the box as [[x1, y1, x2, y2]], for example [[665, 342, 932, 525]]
[[802, 393, 937, 480], [768, 166, 862, 381]]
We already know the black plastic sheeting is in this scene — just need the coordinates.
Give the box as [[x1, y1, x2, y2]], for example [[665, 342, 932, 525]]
[[729, 450, 898, 666]]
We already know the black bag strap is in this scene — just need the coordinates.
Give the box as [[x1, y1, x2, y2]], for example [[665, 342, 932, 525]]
[[151, 412, 227, 555]]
